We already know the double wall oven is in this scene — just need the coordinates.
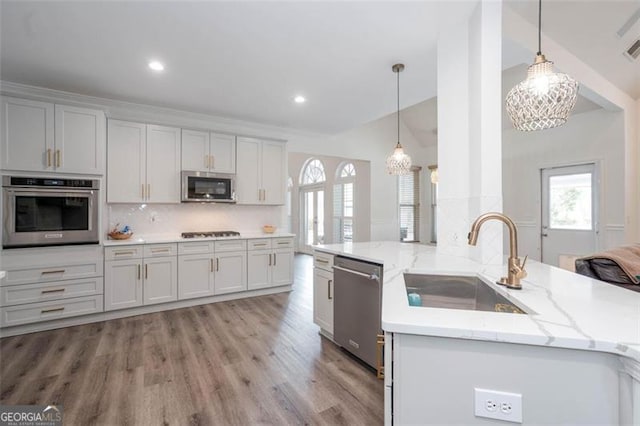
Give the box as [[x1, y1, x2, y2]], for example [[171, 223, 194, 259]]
[[2, 176, 100, 248]]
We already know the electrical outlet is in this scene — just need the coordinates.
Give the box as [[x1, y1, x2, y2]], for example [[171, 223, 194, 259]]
[[474, 388, 522, 423]]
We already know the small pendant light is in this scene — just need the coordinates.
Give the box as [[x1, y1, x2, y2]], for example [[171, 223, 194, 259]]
[[505, 0, 579, 131], [386, 63, 412, 175]]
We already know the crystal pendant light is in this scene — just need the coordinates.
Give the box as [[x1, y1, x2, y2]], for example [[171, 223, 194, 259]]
[[505, 0, 578, 132], [386, 63, 412, 175]]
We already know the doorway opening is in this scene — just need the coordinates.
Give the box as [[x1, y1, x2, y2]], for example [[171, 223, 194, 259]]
[[540, 163, 598, 268]]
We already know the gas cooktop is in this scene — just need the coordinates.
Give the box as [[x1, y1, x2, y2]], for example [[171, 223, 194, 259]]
[[181, 231, 241, 239]]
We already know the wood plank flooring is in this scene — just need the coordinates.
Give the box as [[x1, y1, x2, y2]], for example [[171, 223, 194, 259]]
[[0, 254, 384, 425]]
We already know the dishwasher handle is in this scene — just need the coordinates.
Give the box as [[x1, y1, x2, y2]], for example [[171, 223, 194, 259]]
[[333, 265, 380, 281]]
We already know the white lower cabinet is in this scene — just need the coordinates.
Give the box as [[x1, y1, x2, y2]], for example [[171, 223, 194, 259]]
[[247, 237, 294, 290], [104, 244, 177, 311], [312, 251, 334, 335], [214, 251, 247, 294], [178, 254, 214, 300]]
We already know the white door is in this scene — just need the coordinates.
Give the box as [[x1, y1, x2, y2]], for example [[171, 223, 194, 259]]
[[236, 137, 261, 204], [0, 96, 54, 172], [143, 257, 178, 305], [301, 187, 325, 254], [247, 250, 271, 290], [54, 104, 105, 174], [181, 129, 210, 172], [178, 254, 214, 300], [214, 251, 247, 294], [107, 120, 146, 203], [146, 125, 181, 203], [541, 163, 598, 267], [272, 249, 293, 286], [261, 141, 286, 204], [104, 259, 143, 311], [209, 133, 236, 173]]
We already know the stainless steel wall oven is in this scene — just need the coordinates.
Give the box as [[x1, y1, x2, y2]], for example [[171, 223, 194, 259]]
[[2, 176, 100, 248]]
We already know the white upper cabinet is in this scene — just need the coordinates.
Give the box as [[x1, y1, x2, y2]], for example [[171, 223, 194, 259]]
[[107, 120, 180, 203], [146, 125, 181, 203], [1, 96, 105, 174], [181, 129, 236, 173], [236, 137, 286, 205], [107, 120, 146, 203], [54, 104, 105, 174]]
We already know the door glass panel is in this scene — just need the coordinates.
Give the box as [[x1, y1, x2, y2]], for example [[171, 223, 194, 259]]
[[317, 190, 324, 244], [305, 191, 314, 246], [548, 173, 592, 230], [15, 196, 89, 232]]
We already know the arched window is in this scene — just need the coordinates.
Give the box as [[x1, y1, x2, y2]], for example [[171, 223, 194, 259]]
[[334, 162, 356, 243], [300, 159, 326, 185]]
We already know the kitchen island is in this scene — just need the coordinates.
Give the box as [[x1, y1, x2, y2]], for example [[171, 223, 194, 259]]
[[314, 241, 640, 425]]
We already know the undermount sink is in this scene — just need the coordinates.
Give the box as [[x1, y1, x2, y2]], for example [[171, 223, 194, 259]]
[[404, 273, 528, 314]]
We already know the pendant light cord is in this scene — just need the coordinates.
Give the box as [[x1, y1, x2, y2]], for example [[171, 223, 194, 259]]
[[396, 67, 400, 145], [537, 0, 542, 55]]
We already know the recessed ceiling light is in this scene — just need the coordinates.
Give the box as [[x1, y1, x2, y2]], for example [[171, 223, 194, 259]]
[[293, 95, 306, 104], [148, 61, 165, 72]]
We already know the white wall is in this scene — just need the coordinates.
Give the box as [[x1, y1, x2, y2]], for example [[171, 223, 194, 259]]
[[288, 113, 436, 241], [503, 109, 625, 260]]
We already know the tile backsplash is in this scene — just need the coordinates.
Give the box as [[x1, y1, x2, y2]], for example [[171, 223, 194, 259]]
[[107, 203, 286, 235]]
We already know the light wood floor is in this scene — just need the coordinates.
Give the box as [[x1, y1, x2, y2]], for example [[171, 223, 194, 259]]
[[0, 254, 384, 425]]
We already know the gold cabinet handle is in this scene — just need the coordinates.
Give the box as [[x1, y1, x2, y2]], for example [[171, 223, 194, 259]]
[[316, 258, 329, 264], [216, 258, 219, 272], [205, 154, 209, 169], [41, 269, 65, 275], [327, 279, 332, 300], [114, 250, 135, 256], [210, 258, 214, 272], [262, 189, 266, 201], [47, 148, 52, 167], [145, 264, 148, 279], [141, 184, 145, 199], [56, 149, 61, 168], [151, 248, 171, 253], [137, 264, 141, 280], [42, 307, 65, 314], [277, 242, 289, 245], [376, 334, 385, 380], [41, 288, 65, 294], [210, 155, 215, 169], [147, 184, 151, 200], [253, 243, 267, 247]]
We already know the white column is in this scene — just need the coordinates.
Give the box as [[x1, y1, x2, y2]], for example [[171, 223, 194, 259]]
[[437, 0, 503, 264]]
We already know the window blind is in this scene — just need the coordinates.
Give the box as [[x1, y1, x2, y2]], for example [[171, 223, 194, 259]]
[[399, 168, 420, 242]]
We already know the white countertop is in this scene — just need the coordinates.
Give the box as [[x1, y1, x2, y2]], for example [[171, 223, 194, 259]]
[[314, 241, 640, 363], [103, 232, 295, 246]]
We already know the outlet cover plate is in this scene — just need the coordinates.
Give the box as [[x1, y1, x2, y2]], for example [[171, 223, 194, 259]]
[[474, 388, 523, 423]]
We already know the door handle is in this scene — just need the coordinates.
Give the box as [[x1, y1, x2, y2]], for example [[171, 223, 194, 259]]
[[268, 253, 272, 266], [56, 149, 61, 168], [333, 265, 379, 281], [327, 279, 332, 300], [273, 253, 276, 266], [210, 258, 214, 272], [137, 264, 141, 280], [216, 258, 219, 272], [145, 264, 148, 279]]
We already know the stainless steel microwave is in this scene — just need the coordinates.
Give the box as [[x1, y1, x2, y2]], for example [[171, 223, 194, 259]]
[[2, 176, 100, 248], [181, 171, 236, 203]]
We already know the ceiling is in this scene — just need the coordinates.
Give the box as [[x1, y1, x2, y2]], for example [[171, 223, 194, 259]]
[[0, 1, 636, 136]]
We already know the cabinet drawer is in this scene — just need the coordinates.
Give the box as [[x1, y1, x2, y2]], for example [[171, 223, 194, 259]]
[[314, 251, 334, 271], [0, 295, 104, 328], [273, 237, 294, 249], [143, 243, 177, 258], [1, 277, 103, 307], [215, 239, 247, 252], [2, 261, 104, 287], [104, 245, 143, 260], [178, 242, 214, 255], [248, 239, 272, 250]]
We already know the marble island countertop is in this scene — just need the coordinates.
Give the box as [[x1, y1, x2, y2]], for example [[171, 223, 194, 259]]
[[103, 232, 295, 246], [314, 241, 640, 364]]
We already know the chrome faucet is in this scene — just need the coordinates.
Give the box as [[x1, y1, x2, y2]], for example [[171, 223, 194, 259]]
[[468, 212, 527, 290]]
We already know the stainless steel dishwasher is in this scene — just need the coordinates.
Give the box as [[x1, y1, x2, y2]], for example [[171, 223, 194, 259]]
[[333, 255, 383, 371]]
